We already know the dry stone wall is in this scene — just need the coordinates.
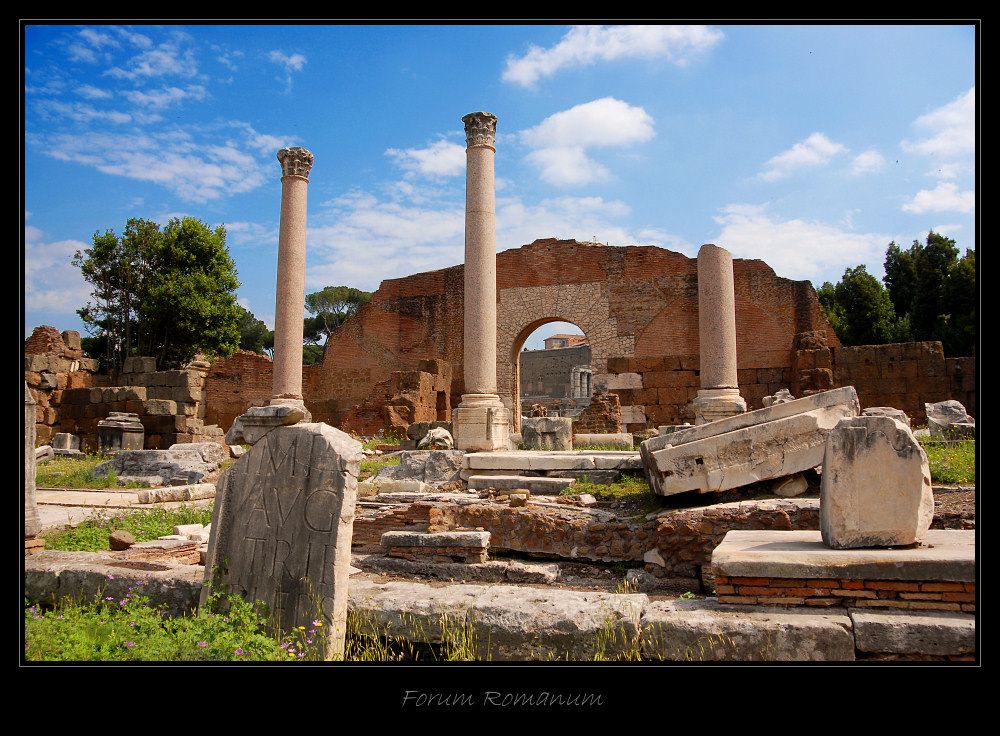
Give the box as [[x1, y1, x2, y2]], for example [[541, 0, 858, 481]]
[[24, 326, 105, 445], [25, 327, 223, 451], [602, 337, 974, 431]]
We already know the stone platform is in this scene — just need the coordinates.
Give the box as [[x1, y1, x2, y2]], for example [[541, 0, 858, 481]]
[[712, 529, 975, 612]]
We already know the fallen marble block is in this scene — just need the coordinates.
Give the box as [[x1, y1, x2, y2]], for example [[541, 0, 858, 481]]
[[639, 386, 860, 497], [820, 415, 932, 549]]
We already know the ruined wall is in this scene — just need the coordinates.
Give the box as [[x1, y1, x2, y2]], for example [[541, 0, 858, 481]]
[[24, 326, 106, 445], [25, 326, 223, 450], [57, 358, 221, 451], [270, 239, 837, 432], [519, 344, 591, 398], [831, 342, 975, 424], [602, 336, 975, 431], [203, 350, 274, 433]]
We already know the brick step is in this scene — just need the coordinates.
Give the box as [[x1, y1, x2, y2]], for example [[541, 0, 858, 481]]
[[381, 530, 491, 564]]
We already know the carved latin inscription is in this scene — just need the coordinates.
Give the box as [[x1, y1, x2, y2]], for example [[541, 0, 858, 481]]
[[203, 423, 362, 655]]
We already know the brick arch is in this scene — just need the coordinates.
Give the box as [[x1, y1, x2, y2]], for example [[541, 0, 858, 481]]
[[496, 280, 635, 429]]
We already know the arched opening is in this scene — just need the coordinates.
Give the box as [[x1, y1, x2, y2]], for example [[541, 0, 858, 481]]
[[511, 319, 592, 431]]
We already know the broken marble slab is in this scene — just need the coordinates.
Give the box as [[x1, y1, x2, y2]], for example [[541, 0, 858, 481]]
[[639, 386, 860, 497], [820, 414, 933, 549]]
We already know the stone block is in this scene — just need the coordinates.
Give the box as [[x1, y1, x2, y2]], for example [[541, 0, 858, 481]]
[[51, 433, 80, 451], [620, 405, 647, 424], [123, 356, 157, 374], [603, 372, 643, 390], [145, 399, 177, 416], [862, 406, 911, 428], [202, 423, 363, 659], [925, 399, 974, 439], [521, 416, 573, 451], [640, 386, 860, 497], [820, 415, 932, 549]]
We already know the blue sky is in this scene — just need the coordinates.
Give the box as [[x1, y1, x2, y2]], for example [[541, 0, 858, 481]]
[[23, 23, 977, 351]]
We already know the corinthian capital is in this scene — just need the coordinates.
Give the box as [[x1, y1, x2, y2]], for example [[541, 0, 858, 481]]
[[462, 112, 498, 150], [277, 147, 314, 180]]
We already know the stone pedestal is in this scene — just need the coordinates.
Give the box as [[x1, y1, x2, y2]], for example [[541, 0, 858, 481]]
[[692, 244, 746, 424], [454, 112, 510, 451], [453, 394, 510, 452]]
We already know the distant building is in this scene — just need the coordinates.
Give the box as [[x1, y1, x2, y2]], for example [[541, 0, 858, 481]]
[[520, 333, 591, 404], [543, 334, 589, 350]]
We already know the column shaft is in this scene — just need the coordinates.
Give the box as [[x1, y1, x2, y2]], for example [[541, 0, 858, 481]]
[[272, 147, 313, 407], [692, 243, 746, 423], [453, 112, 510, 451]]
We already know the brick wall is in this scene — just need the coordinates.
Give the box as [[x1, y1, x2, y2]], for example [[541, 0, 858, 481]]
[[245, 239, 837, 432], [714, 574, 976, 613]]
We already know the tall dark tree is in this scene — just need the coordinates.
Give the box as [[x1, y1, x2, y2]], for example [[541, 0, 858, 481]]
[[882, 232, 975, 355], [73, 218, 158, 374], [236, 305, 272, 355], [830, 266, 899, 346]]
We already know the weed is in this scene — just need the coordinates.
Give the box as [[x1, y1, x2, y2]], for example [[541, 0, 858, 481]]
[[917, 434, 975, 484]]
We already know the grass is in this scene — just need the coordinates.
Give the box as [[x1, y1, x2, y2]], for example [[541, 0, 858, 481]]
[[918, 434, 976, 485], [563, 472, 663, 516], [359, 453, 401, 480], [41, 504, 214, 552], [24, 581, 327, 662], [35, 452, 147, 490]]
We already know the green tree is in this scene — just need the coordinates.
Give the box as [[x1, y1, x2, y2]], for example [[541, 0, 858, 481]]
[[303, 285, 371, 346], [882, 232, 975, 355], [74, 216, 241, 372], [73, 218, 159, 374], [235, 305, 272, 355], [830, 265, 899, 346]]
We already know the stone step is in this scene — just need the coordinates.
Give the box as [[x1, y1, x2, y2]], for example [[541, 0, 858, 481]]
[[382, 530, 491, 564], [464, 450, 642, 473], [467, 475, 576, 494]]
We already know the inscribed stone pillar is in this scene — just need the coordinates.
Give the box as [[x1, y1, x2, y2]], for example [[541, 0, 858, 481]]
[[692, 243, 747, 424], [272, 146, 313, 417], [452, 112, 510, 451], [202, 423, 363, 659]]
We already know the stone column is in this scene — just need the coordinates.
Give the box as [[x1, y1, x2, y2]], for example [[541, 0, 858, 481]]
[[271, 146, 313, 418], [452, 112, 510, 451], [692, 243, 747, 423]]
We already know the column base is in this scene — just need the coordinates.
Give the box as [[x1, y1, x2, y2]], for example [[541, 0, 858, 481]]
[[270, 396, 313, 422], [692, 388, 747, 425], [452, 394, 510, 452]]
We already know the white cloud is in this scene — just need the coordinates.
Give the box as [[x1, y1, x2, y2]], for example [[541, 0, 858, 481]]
[[76, 84, 114, 100], [520, 98, 654, 187], [123, 84, 208, 109], [902, 181, 975, 215], [759, 133, 847, 181], [712, 203, 890, 284], [386, 139, 466, 178], [41, 127, 271, 203], [521, 97, 655, 149], [902, 87, 975, 159], [268, 50, 307, 91], [503, 24, 724, 87], [850, 150, 885, 175], [105, 41, 199, 80], [23, 227, 93, 315], [525, 147, 610, 187]]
